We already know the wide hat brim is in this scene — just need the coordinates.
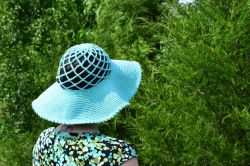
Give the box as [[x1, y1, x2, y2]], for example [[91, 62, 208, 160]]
[[32, 60, 141, 124]]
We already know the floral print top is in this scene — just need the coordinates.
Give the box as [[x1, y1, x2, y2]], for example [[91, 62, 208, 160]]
[[32, 127, 137, 166]]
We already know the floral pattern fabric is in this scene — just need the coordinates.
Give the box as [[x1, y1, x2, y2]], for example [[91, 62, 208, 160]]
[[32, 127, 137, 166]]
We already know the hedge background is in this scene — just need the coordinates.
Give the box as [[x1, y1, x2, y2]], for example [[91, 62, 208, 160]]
[[0, 0, 249, 165]]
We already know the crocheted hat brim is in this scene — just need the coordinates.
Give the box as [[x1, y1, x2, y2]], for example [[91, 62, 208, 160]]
[[32, 60, 141, 124]]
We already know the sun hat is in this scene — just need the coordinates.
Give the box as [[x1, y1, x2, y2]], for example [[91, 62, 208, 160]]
[[32, 43, 142, 124]]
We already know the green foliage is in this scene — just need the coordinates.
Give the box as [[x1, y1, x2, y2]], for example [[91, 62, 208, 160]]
[[0, 0, 250, 165]]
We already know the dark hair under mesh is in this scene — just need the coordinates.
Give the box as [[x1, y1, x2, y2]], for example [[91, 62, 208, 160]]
[[56, 45, 111, 90]]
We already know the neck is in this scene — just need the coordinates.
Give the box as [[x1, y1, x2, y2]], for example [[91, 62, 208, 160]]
[[57, 124, 100, 134]]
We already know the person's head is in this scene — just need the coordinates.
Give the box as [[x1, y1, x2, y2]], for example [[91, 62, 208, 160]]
[[32, 43, 142, 124], [56, 44, 111, 90]]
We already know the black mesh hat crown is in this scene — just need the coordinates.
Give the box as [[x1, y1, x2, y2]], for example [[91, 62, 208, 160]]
[[56, 44, 112, 90]]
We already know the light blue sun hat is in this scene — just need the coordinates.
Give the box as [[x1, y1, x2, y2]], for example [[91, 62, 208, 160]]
[[32, 43, 142, 124]]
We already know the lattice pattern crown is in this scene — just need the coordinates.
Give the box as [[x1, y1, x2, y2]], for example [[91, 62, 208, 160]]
[[56, 44, 111, 90]]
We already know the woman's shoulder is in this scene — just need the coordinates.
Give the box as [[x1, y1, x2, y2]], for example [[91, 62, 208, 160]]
[[39, 127, 56, 135], [33, 127, 57, 151], [35, 127, 136, 149], [33, 127, 137, 165], [35, 127, 56, 141], [96, 134, 137, 155]]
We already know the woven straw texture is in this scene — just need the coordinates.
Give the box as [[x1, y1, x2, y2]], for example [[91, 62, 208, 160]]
[[32, 44, 141, 124]]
